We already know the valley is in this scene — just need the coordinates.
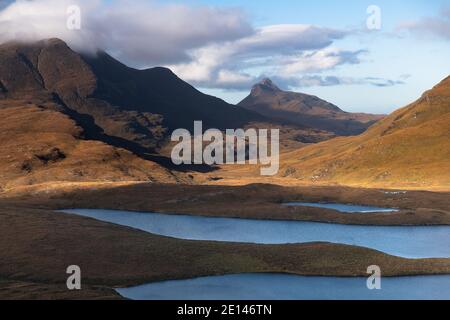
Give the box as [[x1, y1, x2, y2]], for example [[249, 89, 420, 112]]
[[0, 38, 449, 300]]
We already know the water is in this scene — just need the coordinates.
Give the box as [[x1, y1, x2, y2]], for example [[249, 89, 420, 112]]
[[61, 209, 450, 258], [283, 202, 399, 213], [116, 273, 450, 300]]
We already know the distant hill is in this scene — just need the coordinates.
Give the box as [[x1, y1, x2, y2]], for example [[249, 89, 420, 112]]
[[239, 78, 383, 135], [280, 76, 450, 189]]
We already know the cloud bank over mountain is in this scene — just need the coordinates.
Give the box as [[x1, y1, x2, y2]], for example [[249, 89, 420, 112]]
[[0, 0, 254, 65], [168, 25, 369, 89], [0, 0, 407, 91]]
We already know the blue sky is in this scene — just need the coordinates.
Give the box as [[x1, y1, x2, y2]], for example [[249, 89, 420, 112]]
[[1, 0, 449, 114], [179, 0, 450, 114], [183, 0, 444, 29]]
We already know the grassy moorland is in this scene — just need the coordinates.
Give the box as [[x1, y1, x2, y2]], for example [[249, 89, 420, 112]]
[[0, 100, 182, 190], [277, 76, 450, 189], [202, 76, 450, 191], [4, 182, 449, 226], [0, 200, 449, 300]]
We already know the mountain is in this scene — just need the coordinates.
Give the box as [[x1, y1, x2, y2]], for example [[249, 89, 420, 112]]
[[0, 38, 264, 187], [0, 99, 181, 189], [0, 38, 269, 152], [280, 76, 450, 189], [238, 78, 384, 135], [0, 38, 331, 188]]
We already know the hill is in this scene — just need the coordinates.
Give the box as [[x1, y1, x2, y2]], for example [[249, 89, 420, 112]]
[[0, 38, 332, 188], [279, 76, 450, 189], [239, 78, 383, 135], [0, 38, 268, 152], [0, 99, 180, 189]]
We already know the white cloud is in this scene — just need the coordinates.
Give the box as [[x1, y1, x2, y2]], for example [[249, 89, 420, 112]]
[[272, 75, 406, 89], [278, 48, 365, 75], [229, 24, 346, 56], [398, 6, 450, 41], [217, 70, 253, 88], [169, 24, 357, 89], [0, 0, 391, 91], [0, 0, 253, 65]]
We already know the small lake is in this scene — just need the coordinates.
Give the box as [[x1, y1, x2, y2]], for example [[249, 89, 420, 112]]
[[60, 209, 450, 258], [283, 202, 399, 213], [117, 273, 450, 300]]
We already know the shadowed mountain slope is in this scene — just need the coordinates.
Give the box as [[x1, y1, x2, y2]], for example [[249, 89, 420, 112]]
[[0, 100, 178, 189], [239, 78, 383, 135], [0, 39, 331, 153], [0, 38, 267, 152], [0, 38, 331, 187]]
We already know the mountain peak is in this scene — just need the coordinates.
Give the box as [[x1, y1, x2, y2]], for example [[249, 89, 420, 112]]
[[41, 38, 67, 45], [252, 78, 281, 94], [240, 77, 383, 136]]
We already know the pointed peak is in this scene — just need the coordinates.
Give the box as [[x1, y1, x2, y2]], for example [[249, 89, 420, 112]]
[[251, 78, 281, 95], [35, 38, 70, 49], [258, 78, 280, 90], [43, 38, 67, 45]]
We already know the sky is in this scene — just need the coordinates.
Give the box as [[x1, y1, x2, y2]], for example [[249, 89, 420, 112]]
[[0, 0, 449, 114]]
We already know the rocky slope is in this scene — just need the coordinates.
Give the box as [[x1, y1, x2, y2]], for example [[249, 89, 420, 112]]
[[239, 78, 383, 135], [0, 38, 331, 188], [0, 38, 267, 153]]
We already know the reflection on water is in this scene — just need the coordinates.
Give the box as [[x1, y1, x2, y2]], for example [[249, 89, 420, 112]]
[[117, 273, 450, 300], [61, 209, 450, 258], [283, 202, 399, 213]]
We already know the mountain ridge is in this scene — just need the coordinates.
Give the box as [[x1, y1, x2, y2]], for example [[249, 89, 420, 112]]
[[239, 78, 384, 135], [0, 38, 331, 187], [0, 38, 267, 149]]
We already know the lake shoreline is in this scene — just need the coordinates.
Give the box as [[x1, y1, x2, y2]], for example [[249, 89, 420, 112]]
[[60, 208, 450, 259], [115, 273, 450, 300], [1, 182, 449, 299], [5, 182, 449, 226]]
